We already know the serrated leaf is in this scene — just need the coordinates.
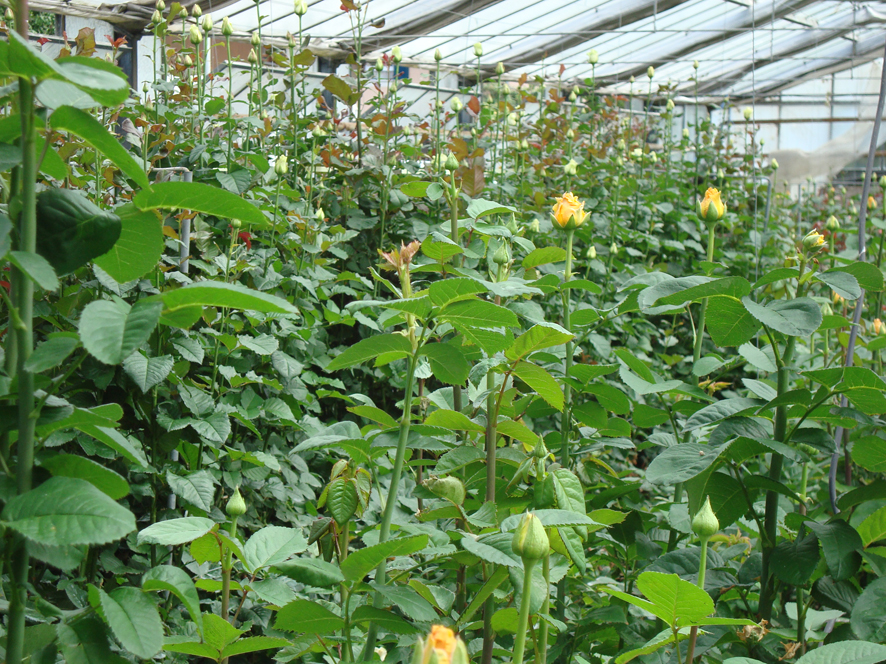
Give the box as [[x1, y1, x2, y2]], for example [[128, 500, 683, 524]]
[[741, 296, 822, 337], [513, 361, 564, 411], [244, 526, 308, 571], [143, 565, 204, 636], [41, 454, 129, 500], [137, 517, 216, 546], [123, 352, 174, 392], [275, 599, 344, 634], [99, 587, 163, 659], [79, 299, 162, 365], [340, 534, 428, 583], [166, 470, 215, 513], [327, 334, 413, 371], [506, 322, 573, 361]]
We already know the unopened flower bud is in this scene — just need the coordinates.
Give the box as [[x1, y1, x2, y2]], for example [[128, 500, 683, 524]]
[[869, 195, 878, 211], [226, 486, 247, 517], [880, 174, 886, 189], [191, 3, 202, 17], [529, 219, 540, 232], [691, 496, 719, 541], [508, 112, 517, 126], [564, 158, 578, 176], [450, 97, 463, 113], [156, 0, 166, 10], [610, 242, 618, 255], [875, 318, 884, 336], [587, 245, 596, 259], [520, 139, 529, 150], [424, 476, 466, 505], [221, 16, 234, 36], [184, 54, 194, 67], [511, 512, 549, 563], [666, 99, 674, 111], [495, 61, 505, 76], [587, 49, 599, 65], [142, 82, 150, 93], [189, 24, 203, 45], [275, 154, 289, 175], [251, 31, 261, 47], [375, 58, 384, 72], [151, 9, 162, 24], [473, 42, 483, 58], [771, 158, 779, 170], [294, 0, 308, 15], [693, 60, 699, 69], [202, 15, 213, 31], [647, 66, 654, 79], [743, 107, 753, 121], [436, 100, 444, 110], [434, 48, 443, 62], [444, 153, 459, 172], [248, 48, 258, 64], [802, 229, 825, 252], [392, 45, 402, 63], [492, 242, 510, 266], [826, 215, 840, 232], [566, 128, 575, 139], [315, 207, 325, 221]]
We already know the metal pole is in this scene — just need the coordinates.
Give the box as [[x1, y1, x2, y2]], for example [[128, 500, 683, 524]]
[[829, 42, 886, 514]]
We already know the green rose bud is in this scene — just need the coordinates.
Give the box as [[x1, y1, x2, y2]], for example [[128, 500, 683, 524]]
[[495, 61, 505, 75], [202, 15, 213, 32], [294, 0, 308, 16], [691, 496, 719, 541], [424, 476, 466, 505], [826, 215, 840, 232], [251, 31, 260, 47], [511, 512, 549, 563], [392, 45, 403, 63], [189, 24, 203, 45], [492, 242, 510, 266], [226, 486, 247, 517], [221, 16, 234, 36], [473, 42, 483, 58], [587, 49, 599, 65], [444, 153, 459, 172], [275, 154, 289, 176], [435, 48, 443, 62]]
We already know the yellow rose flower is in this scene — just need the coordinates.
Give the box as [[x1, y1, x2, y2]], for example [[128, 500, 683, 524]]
[[551, 192, 588, 231], [413, 626, 469, 664], [869, 195, 878, 211], [802, 229, 825, 252], [696, 187, 726, 224]]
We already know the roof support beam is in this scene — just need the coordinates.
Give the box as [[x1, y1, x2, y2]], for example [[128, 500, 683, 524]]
[[592, 0, 819, 85], [696, 5, 886, 94], [479, 0, 687, 76], [728, 30, 886, 99], [347, 0, 505, 54]]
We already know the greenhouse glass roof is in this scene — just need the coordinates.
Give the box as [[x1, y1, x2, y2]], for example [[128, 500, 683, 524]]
[[35, 0, 886, 101]]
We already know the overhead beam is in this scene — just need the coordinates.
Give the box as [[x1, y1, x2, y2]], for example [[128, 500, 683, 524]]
[[696, 5, 886, 94], [474, 0, 687, 76], [728, 30, 886, 99], [591, 0, 819, 85], [346, 0, 506, 54]]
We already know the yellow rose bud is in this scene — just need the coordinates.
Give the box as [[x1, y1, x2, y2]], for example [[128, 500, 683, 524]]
[[875, 318, 884, 336], [551, 192, 588, 231], [771, 158, 779, 170], [869, 195, 878, 211], [693, 60, 699, 69], [666, 99, 675, 111], [696, 187, 726, 224], [412, 626, 469, 664], [880, 174, 886, 189], [802, 229, 825, 252], [743, 107, 753, 121]]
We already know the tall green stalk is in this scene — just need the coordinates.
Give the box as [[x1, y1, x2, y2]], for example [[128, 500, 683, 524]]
[[7, 4, 37, 662], [512, 557, 537, 664], [692, 224, 717, 363], [361, 345, 421, 660]]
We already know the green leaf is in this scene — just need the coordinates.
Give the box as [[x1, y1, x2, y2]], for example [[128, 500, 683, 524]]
[[99, 587, 163, 659], [852, 436, 886, 472], [738, 342, 776, 372], [157, 281, 298, 316], [706, 296, 761, 346], [424, 409, 485, 433], [244, 525, 308, 571], [133, 181, 268, 228], [78, 424, 149, 468], [220, 637, 290, 658], [340, 534, 428, 583], [816, 270, 862, 300], [166, 470, 215, 513], [327, 478, 358, 525], [506, 322, 573, 361], [741, 296, 822, 337], [373, 584, 437, 621], [24, 334, 79, 373], [275, 599, 344, 634], [41, 454, 129, 500], [422, 342, 470, 385], [466, 198, 518, 219], [2, 477, 135, 546], [351, 605, 419, 634], [94, 205, 163, 282], [8, 250, 59, 291], [795, 641, 886, 664], [636, 571, 715, 626], [49, 106, 151, 190], [500, 509, 598, 531], [551, 468, 588, 538], [646, 444, 725, 485], [328, 334, 413, 371], [439, 298, 518, 328], [203, 612, 243, 651], [831, 261, 884, 292], [322, 74, 357, 104], [513, 361, 564, 411], [851, 577, 886, 642], [859, 505, 886, 547], [806, 520, 862, 580], [123, 352, 174, 392], [55, 56, 130, 106], [461, 533, 523, 568], [615, 628, 688, 664], [275, 558, 344, 587], [79, 299, 162, 365], [522, 246, 566, 268], [771, 533, 820, 585], [143, 565, 204, 636], [684, 397, 762, 431], [137, 517, 216, 546], [57, 615, 128, 664]]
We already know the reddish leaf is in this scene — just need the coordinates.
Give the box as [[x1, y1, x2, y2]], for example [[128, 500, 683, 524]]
[[466, 96, 480, 116]]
